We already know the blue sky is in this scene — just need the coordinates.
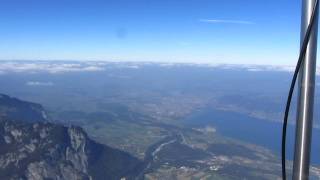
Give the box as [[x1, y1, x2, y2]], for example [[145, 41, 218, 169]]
[[0, 0, 307, 65]]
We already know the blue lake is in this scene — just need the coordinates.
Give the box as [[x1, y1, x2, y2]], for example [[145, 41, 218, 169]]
[[184, 108, 320, 165]]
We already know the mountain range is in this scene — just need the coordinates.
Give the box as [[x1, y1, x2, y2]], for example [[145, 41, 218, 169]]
[[0, 94, 143, 180]]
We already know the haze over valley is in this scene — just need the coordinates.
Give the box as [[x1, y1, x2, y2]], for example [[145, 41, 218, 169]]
[[0, 60, 320, 179]]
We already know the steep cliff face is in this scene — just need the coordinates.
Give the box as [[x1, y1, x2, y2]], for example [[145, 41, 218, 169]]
[[0, 95, 142, 180], [0, 121, 90, 180], [0, 121, 142, 180]]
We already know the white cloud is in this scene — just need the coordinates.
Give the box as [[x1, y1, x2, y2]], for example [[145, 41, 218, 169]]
[[0, 62, 106, 74], [26, 81, 54, 86], [244, 65, 295, 73], [212, 64, 320, 76], [127, 65, 140, 69], [199, 19, 255, 25], [0, 61, 319, 77]]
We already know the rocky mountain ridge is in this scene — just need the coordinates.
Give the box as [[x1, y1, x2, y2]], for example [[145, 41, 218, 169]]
[[0, 94, 142, 180]]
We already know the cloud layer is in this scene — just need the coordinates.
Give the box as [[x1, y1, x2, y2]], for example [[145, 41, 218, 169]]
[[0, 61, 318, 76], [211, 64, 320, 75], [26, 81, 54, 86], [0, 62, 106, 74]]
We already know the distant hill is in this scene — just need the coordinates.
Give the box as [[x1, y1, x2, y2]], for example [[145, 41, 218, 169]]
[[0, 94, 143, 180]]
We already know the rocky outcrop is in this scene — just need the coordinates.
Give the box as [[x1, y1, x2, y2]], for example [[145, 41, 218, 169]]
[[0, 120, 142, 180], [0, 94, 143, 180]]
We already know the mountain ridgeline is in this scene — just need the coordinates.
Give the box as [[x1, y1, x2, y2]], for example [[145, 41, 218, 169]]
[[0, 94, 48, 123], [0, 94, 143, 180]]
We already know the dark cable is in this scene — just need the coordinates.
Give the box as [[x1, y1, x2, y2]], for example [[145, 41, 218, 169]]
[[282, 0, 319, 179]]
